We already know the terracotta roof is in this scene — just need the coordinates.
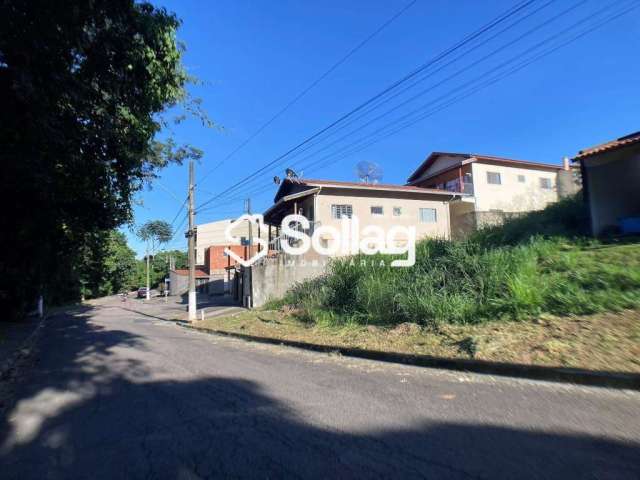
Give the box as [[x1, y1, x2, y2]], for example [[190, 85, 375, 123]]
[[172, 269, 209, 278], [573, 131, 640, 160], [289, 178, 455, 195], [407, 152, 563, 183]]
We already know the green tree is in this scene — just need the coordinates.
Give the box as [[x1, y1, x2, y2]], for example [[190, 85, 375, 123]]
[[137, 220, 172, 299], [78, 231, 138, 299], [134, 249, 188, 291], [0, 1, 211, 317]]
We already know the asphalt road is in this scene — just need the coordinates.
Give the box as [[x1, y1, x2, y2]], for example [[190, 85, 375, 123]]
[[1, 298, 639, 479]]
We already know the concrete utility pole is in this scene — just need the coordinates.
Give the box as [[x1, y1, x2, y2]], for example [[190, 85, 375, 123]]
[[245, 198, 253, 309], [187, 159, 197, 321], [146, 250, 151, 300]]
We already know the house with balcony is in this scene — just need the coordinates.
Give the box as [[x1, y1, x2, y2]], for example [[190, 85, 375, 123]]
[[406, 152, 578, 237]]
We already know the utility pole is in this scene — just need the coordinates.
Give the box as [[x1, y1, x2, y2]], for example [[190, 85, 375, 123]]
[[187, 159, 197, 321], [245, 198, 253, 309], [146, 249, 151, 300]]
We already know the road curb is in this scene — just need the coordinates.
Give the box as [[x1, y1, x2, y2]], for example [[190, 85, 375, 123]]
[[177, 322, 640, 390], [0, 314, 46, 382]]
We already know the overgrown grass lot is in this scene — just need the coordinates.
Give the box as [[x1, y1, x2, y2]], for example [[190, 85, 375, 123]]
[[199, 194, 640, 372], [271, 195, 640, 327]]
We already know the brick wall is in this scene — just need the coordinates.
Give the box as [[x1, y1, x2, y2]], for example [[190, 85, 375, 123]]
[[206, 245, 261, 272]]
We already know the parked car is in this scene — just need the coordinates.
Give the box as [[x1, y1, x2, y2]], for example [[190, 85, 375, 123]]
[[137, 287, 148, 298]]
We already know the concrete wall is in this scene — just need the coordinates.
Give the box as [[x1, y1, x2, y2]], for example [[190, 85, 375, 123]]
[[313, 188, 451, 252], [557, 169, 581, 198], [169, 271, 189, 296], [471, 162, 559, 212], [246, 254, 327, 308], [583, 147, 640, 235], [449, 200, 477, 239]]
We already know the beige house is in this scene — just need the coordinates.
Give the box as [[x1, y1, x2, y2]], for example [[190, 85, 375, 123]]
[[572, 131, 640, 236], [263, 178, 461, 256], [406, 152, 578, 236], [195, 218, 266, 264]]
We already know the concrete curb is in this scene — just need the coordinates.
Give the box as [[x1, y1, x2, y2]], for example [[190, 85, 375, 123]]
[[177, 322, 640, 390], [0, 314, 46, 381]]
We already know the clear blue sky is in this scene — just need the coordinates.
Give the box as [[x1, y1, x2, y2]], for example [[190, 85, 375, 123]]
[[126, 0, 640, 256]]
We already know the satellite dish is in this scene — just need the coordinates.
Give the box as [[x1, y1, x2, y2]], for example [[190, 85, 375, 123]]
[[284, 168, 298, 178], [356, 161, 383, 184], [285, 168, 298, 179], [273, 175, 281, 185]]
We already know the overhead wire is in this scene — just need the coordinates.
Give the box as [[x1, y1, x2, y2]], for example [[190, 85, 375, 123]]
[[195, 0, 538, 211], [196, 0, 420, 186]]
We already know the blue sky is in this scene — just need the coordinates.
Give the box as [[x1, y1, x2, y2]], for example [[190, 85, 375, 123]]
[[126, 0, 640, 256]]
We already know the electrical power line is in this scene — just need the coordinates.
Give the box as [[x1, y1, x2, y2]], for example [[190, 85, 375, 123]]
[[196, 0, 636, 217], [231, 0, 580, 192], [197, 0, 555, 204], [293, 0, 639, 177], [196, 0, 419, 186], [196, 0, 538, 211], [169, 196, 189, 227]]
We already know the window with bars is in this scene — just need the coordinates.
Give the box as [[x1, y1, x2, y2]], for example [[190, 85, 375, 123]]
[[370, 206, 384, 216], [486, 171, 502, 185], [331, 204, 353, 219], [419, 208, 437, 223], [393, 207, 402, 216]]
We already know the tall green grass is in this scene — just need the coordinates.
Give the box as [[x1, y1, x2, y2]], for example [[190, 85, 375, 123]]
[[277, 194, 640, 327]]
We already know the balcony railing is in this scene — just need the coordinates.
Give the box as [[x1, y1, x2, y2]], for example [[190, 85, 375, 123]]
[[442, 179, 474, 195], [269, 221, 319, 252]]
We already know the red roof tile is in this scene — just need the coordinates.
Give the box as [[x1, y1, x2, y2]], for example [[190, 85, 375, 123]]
[[407, 152, 563, 183], [573, 131, 640, 160], [172, 269, 209, 278], [290, 178, 453, 195]]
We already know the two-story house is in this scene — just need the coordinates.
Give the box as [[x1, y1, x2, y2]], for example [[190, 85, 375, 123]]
[[406, 152, 578, 236], [263, 178, 461, 257]]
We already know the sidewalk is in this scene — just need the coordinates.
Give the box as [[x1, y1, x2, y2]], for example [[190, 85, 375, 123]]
[[116, 293, 245, 322]]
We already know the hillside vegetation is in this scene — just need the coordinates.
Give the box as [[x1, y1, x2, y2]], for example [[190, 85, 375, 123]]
[[273, 195, 640, 327]]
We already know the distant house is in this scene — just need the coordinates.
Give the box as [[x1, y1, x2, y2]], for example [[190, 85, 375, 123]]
[[191, 218, 266, 295], [168, 268, 210, 296], [406, 152, 578, 237], [263, 178, 461, 255], [572, 131, 640, 236]]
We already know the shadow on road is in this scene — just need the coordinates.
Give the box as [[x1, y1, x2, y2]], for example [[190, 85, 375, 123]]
[[0, 306, 638, 478]]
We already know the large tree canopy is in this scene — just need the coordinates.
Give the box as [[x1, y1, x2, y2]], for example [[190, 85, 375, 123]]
[[0, 1, 202, 317]]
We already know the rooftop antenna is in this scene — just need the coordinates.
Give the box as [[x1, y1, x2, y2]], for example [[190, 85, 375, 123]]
[[285, 168, 299, 181], [356, 161, 383, 184]]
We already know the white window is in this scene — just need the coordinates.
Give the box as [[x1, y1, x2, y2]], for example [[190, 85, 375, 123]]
[[517, 174, 526, 183], [486, 171, 501, 185], [539, 178, 553, 189], [331, 204, 353, 219], [370, 206, 384, 216], [419, 208, 437, 223], [393, 207, 402, 216]]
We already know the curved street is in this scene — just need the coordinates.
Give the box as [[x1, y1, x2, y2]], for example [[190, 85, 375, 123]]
[[1, 297, 639, 479]]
